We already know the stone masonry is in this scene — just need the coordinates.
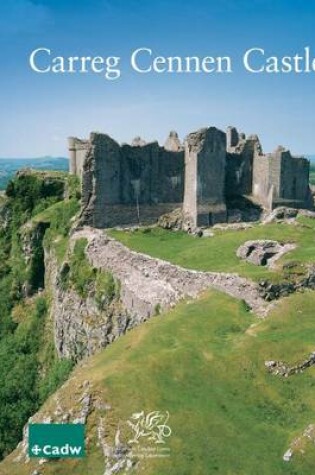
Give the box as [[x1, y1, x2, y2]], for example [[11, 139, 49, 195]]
[[68, 125, 312, 229]]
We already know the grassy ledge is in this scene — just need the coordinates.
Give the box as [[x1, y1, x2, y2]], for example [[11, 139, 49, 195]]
[[109, 218, 315, 282]]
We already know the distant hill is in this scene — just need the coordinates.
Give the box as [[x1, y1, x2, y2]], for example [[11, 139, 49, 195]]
[[0, 157, 69, 190]]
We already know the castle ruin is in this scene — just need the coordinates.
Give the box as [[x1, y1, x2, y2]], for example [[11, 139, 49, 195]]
[[68, 125, 312, 229]]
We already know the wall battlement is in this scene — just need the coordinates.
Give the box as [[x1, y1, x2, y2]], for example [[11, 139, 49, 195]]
[[68, 126, 312, 229]]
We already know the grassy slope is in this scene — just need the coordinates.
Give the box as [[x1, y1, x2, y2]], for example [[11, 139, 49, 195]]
[[2, 290, 315, 475], [1, 204, 314, 473], [110, 217, 315, 282]]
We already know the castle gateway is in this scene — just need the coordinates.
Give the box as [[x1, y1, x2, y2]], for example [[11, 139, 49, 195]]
[[68, 126, 312, 229]]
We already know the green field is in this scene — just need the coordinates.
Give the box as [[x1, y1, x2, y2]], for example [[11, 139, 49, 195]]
[[109, 217, 315, 282]]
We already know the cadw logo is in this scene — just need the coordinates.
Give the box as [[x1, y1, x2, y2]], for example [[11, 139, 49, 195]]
[[28, 423, 85, 459]]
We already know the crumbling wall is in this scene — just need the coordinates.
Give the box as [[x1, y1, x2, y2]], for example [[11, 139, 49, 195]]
[[226, 128, 262, 197], [280, 153, 310, 203], [253, 147, 311, 210], [119, 142, 184, 205], [79, 133, 121, 227], [79, 132, 184, 228]]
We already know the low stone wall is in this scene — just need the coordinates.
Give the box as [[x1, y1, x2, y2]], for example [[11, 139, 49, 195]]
[[74, 227, 269, 318]]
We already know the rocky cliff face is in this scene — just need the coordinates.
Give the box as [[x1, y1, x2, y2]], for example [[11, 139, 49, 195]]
[[45, 227, 273, 362], [45, 246, 127, 362]]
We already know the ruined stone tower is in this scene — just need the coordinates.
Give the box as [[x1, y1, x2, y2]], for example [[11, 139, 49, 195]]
[[183, 127, 227, 227]]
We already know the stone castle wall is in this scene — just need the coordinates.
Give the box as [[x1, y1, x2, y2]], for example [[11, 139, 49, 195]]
[[280, 152, 310, 203], [69, 125, 312, 229], [78, 132, 184, 228], [226, 127, 262, 198], [252, 146, 312, 209]]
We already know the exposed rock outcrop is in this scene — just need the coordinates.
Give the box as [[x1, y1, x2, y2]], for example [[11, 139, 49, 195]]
[[45, 247, 127, 361], [262, 206, 315, 224], [262, 206, 299, 224], [258, 265, 315, 300], [265, 351, 315, 377], [47, 226, 315, 362], [157, 208, 184, 230], [283, 424, 315, 462], [0, 196, 10, 232], [10, 376, 136, 474], [236, 240, 296, 267]]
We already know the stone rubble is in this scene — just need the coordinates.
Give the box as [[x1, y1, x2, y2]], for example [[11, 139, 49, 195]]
[[283, 448, 293, 462], [50, 226, 280, 360], [258, 264, 315, 300], [236, 240, 296, 267], [262, 206, 299, 224], [283, 424, 315, 462], [97, 417, 135, 475], [265, 352, 315, 377], [262, 206, 315, 224]]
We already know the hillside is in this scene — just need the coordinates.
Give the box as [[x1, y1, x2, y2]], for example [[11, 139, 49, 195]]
[[0, 157, 68, 190], [2, 291, 315, 474], [0, 171, 315, 473]]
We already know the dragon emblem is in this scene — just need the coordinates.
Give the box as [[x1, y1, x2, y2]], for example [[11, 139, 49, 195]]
[[127, 410, 172, 444]]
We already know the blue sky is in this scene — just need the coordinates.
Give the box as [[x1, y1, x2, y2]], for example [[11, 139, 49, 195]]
[[1, 0, 315, 157]]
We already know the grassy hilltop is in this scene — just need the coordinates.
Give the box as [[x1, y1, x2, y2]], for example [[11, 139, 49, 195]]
[[0, 170, 315, 474]]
